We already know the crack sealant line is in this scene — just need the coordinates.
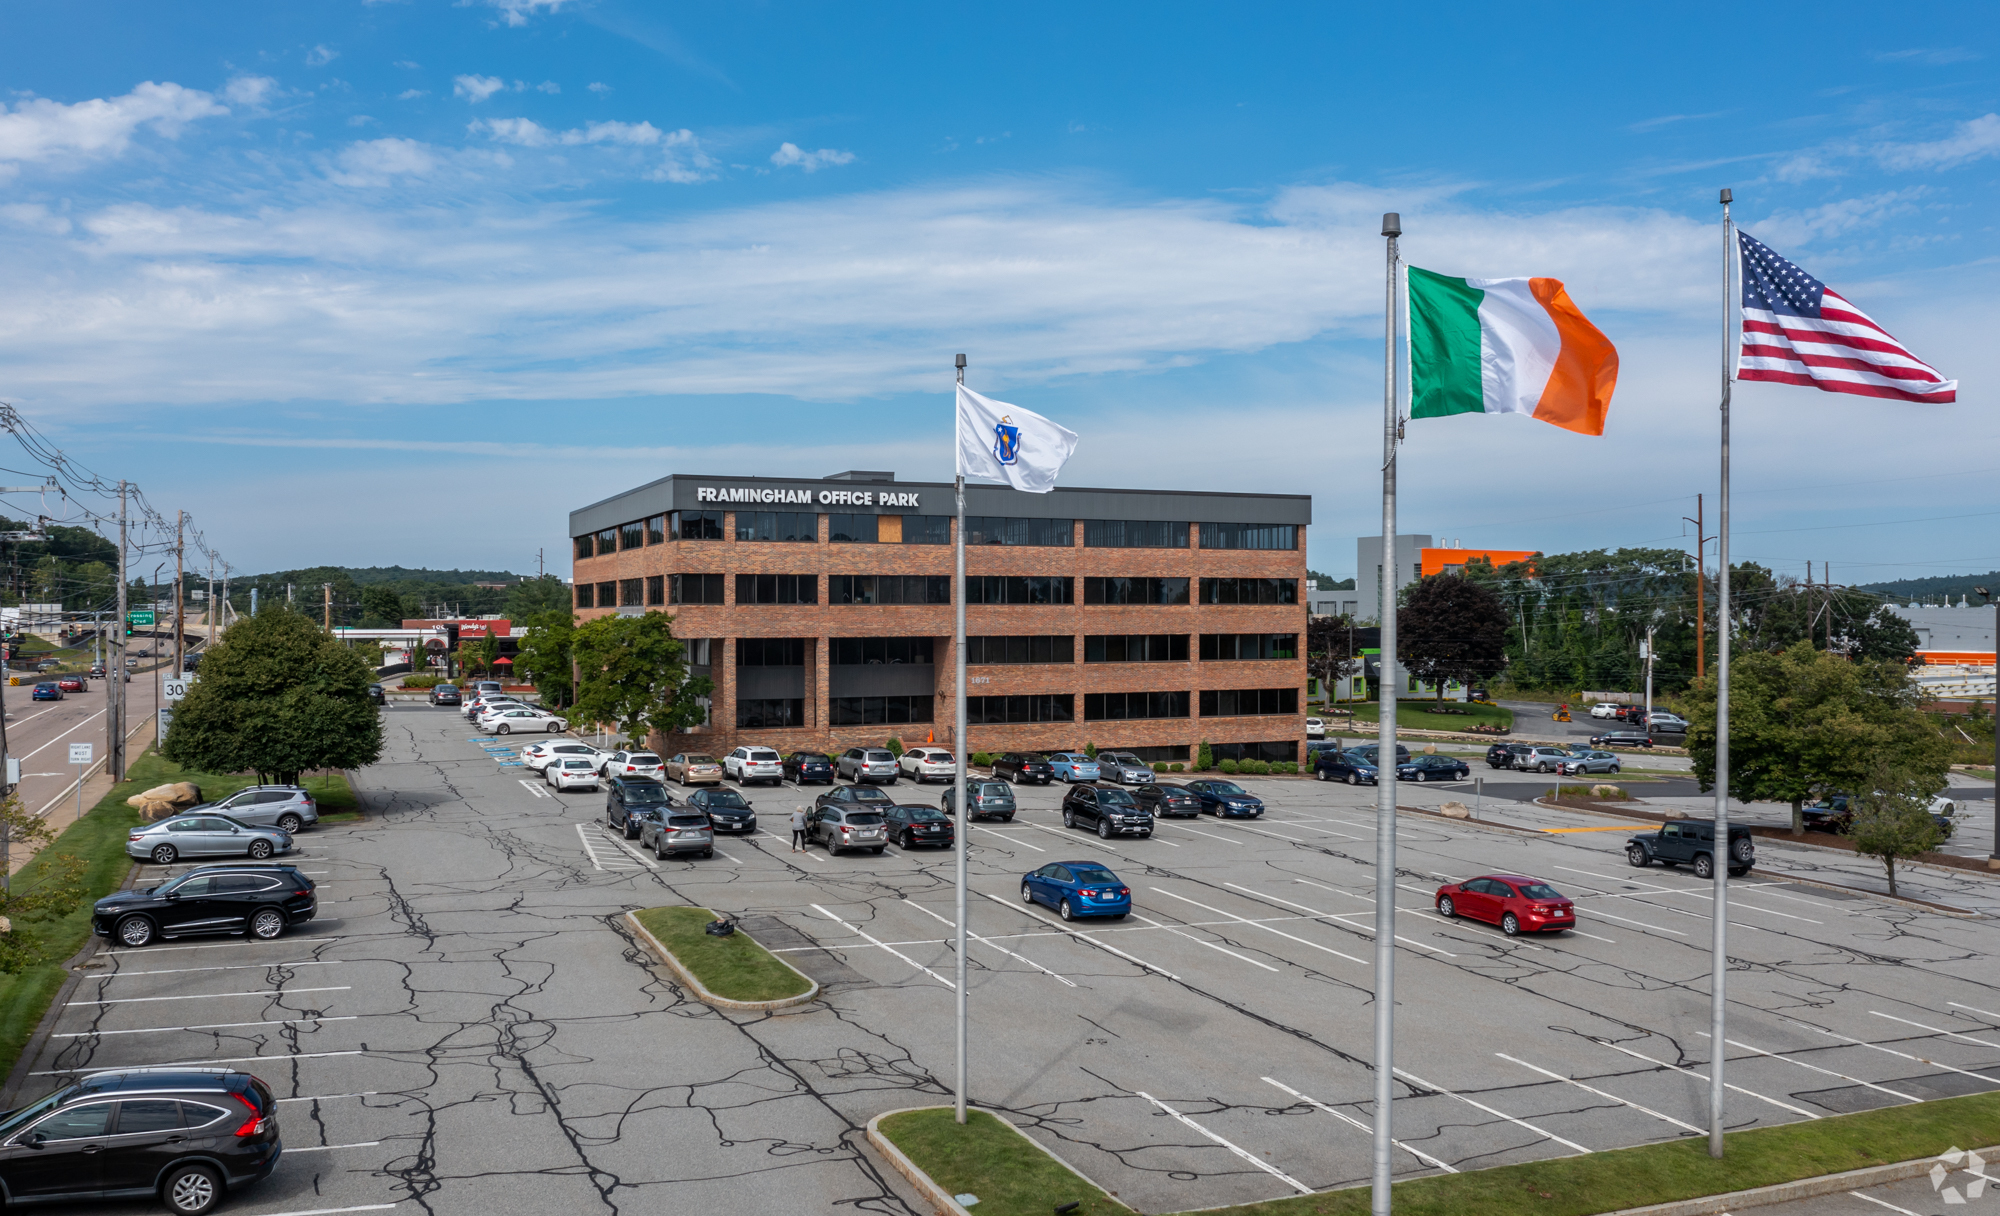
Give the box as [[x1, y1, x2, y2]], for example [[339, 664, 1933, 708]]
[[1870, 1010, 2000, 1048], [899, 899, 1077, 987], [1261, 1076, 1457, 1173], [1782, 1018, 2000, 1087], [808, 904, 955, 989], [1392, 1067, 1593, 1155], [1496, 1052, 1704, 1134], [974, 890, 1180, 980], [1134, 1090, 1313, 1195], [1696, 1032, 1921, 1102], [1589, 1039, 1820, 1119]]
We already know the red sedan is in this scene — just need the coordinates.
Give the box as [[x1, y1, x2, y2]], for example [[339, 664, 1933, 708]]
[[56, 675, 87, 693], [1435, 874, 1575, 936]]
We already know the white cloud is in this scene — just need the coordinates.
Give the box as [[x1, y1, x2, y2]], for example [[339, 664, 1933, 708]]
[[535, 81, 560, 94], [305, 45, 339, 67], [0, 82, 227, 175], [770, 142, 855, 172], [222, 75, 278, 107], [471, 117, 667, 149], [651, 129, 714, 183], [348, 115, 376, 128], [394, 60, 420, 70], [397, 89, 427, 101], [327, 137, 438, 186], [0, 203, 71, 235], [1874, 47, 1981, 65], [1875, 113, 2000, 170], [487, 0, 573, 27], [588, 82, 612, 95], [453, 75, 507, 104]]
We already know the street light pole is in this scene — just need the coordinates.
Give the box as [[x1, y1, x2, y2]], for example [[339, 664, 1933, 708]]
[[1975, 588, 2000, 871]]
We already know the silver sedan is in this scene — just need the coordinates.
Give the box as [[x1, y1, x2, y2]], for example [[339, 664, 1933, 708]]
[[127, 814, 294, 865], [480, 706, 568, 735]]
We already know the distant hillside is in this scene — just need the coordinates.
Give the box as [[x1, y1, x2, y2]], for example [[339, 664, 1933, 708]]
[[1857, 571, 2000, 605], [241, 566, 526, 586]]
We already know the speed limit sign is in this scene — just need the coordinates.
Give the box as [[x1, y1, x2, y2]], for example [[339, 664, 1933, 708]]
[[162, 678, 189, 702]]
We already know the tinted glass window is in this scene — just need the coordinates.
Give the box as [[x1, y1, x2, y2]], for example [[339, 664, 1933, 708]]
[[630, 754, 661, 764], [845, 813, 885, 825], [116, 1100, 187, 1134], [977, 783, 1010, 796], [166, 875, 213, 896], [1070, 865, 1119, 883], [1097, 789, 1138, 808], [622, 784, 669, 804], [32, 1103, 112, 1140], [668, 815, 709, 827], [703, 790, 750, 809], [181, 1102, 229, 1128], [902, 807, 947, 821], [0, 1090, 75, 1139], [1519, 883, 1561, 899]]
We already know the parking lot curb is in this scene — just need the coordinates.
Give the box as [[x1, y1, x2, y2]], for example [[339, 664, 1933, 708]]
[[623, 910, 821, 1012], [865, 1106, 1129, 1216], [0, 860, 140, 1108], [1596, 1143, 2000, 1216]]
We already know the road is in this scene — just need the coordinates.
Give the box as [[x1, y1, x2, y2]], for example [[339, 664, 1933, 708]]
[[3, 666, 161, 824]]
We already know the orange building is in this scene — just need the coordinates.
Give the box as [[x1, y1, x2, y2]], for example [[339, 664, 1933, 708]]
[[1420, 546, 1536, 578]]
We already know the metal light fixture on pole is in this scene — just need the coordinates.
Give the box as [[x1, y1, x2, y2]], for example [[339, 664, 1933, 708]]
[[953, 351, 970, 1125], [1371, 210, 1402, 1216], [1708, 186, 1736, 1158], [1974, 587, 2000, 872]]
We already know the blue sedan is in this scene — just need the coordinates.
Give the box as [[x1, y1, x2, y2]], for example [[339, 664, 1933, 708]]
[[1046, 752, 1102, 783], [1021, 860, 1131, 921], [1184, 780, 1264, 817], [31, 682, 64, 701], [1313, 751, 1379, 785]]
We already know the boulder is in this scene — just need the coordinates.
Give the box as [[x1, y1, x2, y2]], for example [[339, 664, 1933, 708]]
[[1591, 784, 1622, 799], [127, 782, 201, 821], [1662, 807, 1688, 820], [1438, 801, 1472, 819]]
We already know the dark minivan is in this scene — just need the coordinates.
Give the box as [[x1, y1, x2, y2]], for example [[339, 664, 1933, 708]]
[[605, 776, 674, 839]]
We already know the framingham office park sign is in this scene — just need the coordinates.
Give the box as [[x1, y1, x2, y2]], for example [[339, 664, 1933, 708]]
[[694, 485, 923, 509]]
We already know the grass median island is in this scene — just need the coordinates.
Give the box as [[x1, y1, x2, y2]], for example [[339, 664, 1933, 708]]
[[878, 1108, 1132, 1216], [632, 906, 812, 1003], [1345, 702, 1514, 734]]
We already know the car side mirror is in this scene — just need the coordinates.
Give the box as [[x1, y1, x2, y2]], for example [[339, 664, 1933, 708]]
[[164, 890, 180, 900], [24, 1132, 45, 1149]]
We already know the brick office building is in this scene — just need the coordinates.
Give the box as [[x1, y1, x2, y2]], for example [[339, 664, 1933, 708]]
[[569, 471, 1310, 763]]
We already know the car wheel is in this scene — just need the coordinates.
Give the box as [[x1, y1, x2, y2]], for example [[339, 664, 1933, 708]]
[[1501, 913, 1521, 937], [1610, 764, 1621, 774], [871, 846, 884, 855], [1693, 853, 1715, 880], [1001, 814, 1014, 823], [151, 843, 178, 864], [703, 849, 714, 859], [247, 839, 274, 860], [1097, 818, 1112, 839], [1437, 896, 1456, 917], [117, 914, 156, 947], [497, 724, 510, 735], [162, 1162, 223, 1215], [1063, 809, 1076, 828], [1417, 771, 1429, 783], [1347, 772, 1359, 786], [277, 814, 303, 834], [250, 907, 286, 940], [1058, 898, 1076, 921], [654, 838, 667, 859], [1021, 883, 1035, 905], [1626, 845, 1650, 868], [1315, 769, 1326, 781]]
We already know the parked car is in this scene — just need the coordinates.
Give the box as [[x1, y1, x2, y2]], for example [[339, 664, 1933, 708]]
[[992, 753, 1054, 785], [429, 684, 462, 706], [127, 816, 293, 865], [472, 679, 504, 696], [638, 810, 715, 860], [1314, 751, 1380, 785], [814, 784, 894, 814], [598, 749, 665, 781], [1484, 742, 1520, 769], [724, 746, 784, 785], [1046, 752, 1101, 783], [56, 674, 86, 693], [1435, 874, 1575, 936], [1305, 716, 1326, 739], [1625, 820, 1756, 878], [1558, 750, 1623, 776], [365, 683, 385, 705], [1094, 751, 1156, 785], [665, 753, 724, 786], [1589, 702, 1622, 719], [1590, 732, 1654, 749], [1513, 746, 1573, 774], [34, 657, 60, 672], [940, 780, 1016, 821], [1133, 782, 1204, 816], [30, 681, 62, 701], [837, 747, 900, 784], [809, 804, 888, 854], [0, 1065, 282, 1213], [1184, 780, 1264, 817], [605, 776, 674, 839], [1646, 711, 1688, 733], [184, 786, 319, 834], [469, 698, 526, 723], [1061, 784, 1154, 839], [784, 751, 836, 784], [685, 787, 757, 833], [1021, 860, 1131, 920], [546, 757, 600, 791], [1346, 742, 1412, 767], [1396, 755, 1469, 783], [1801, 792, 1956, 837], [94, 862, 318, 948], [899, 747, 957, 783], [481, 706, 567, 735], [521, 740, 604, 773], [884, 804, 956, 849]]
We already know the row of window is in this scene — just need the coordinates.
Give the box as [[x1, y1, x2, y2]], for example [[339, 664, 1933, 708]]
[[577, 576, 1300, 609], [718, 634, 1294, 665], [730, 688, 1297, 727], [576, 515, 1298, 557]]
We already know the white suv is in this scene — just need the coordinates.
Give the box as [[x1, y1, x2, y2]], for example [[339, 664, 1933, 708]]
[[899, 748, 956, 783], [725, 746, 784, 786], [1305, 717, 1325, 739], [1589, 703, 1622, 719]]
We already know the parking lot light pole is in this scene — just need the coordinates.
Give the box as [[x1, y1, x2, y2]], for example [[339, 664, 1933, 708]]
[[953, 352, 970, 1125], [1709, 186, 1735, 1158], [1371, 211, 1402, 1216], [1975, 588, 2000, 871]]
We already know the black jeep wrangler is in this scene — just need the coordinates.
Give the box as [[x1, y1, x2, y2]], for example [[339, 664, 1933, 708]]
[[1625, 819, 1755, 878]]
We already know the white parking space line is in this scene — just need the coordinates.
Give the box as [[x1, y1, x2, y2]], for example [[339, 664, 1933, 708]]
[[972, 826, 1046, 852], [1135, 1090, 1312, 1195], [56, 1016, 359, 1039], [1497, 1053, 1704, 1134], [1129, 912, 1280, 971], [974, 891, 1181, 980], [1566, 905, 1687, 936], [1697, 1033, 1921, 1102], [1591, 1039, 1820, 1118], [99, 960, 341, 979], [1020, 822, 1118, 853], [285, 1141, 382, 1153], [1870, 1011, 2000, 1048], [602, 831, 661, 870], [1289, 880, 1457, 956], [36, 1049, 364, 1075], [518, 779, 549, 799], [1153, 888, 1367, 966], [1262, 1077, 1456, 1172], [573, 823, 643, 872], [68, 986, 350, 1006], [103, 937, 350, 955], [1949, 1001, 2000, 1024], [708, 847, 743, 865], [1784, 1019, 2000, 1087], [242, 1205, 397, 1216], [1850, 1192, 1926, 1216], [1392, 1067, 1592, 1155], [808, 904, 955, 989], [275, 1091, 379, 1104], [1164, 824, 1241, 845], [901, 901, 1077, 987]]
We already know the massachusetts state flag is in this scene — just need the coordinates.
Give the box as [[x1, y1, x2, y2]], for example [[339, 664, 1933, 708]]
[[955, 385, 1078, 494], [1736, 231, 1956, 403]]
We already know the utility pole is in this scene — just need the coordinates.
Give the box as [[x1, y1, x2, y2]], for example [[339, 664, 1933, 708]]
[[323, 583, 332, 632], [206, 555, 215, 649], [173, 511, 185, 673], [537, 548, 544, 578], [1643, 625, 1656, 721], [1683, 494, 1710, 680], [111, 482, 128, 780]]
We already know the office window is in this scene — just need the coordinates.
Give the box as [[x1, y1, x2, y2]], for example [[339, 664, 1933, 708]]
[[575, 583, 593, 608], [828, 513, 877, 543], [965, 694, 1073, 724], [830, 695, 935, 725], [1199, 578, 1299, 605], [1084, 691, 1191, 721], [737, 698, 805, 729], [595, 528, 617, 555], [829, 575, 953, 605], [830, 637, 934, 665], [737, 511, 816, 543], [668, 510, 725, 540], [619, 578, 644, 607], [965, 576, 1073, 605], [1199, 633, 1299, 661], [573, 535, 594, 560], [645, 576, 664, 606], [1084, 520, 1189, 549], [1200, 522, 1298, 550], [684, 638, 713, 666], [738, 638, 807, 665], [668, 573, 726, 605], [1084, 634, 1190, 662], [736, 574, 818, 605], [621, 521, 644, 550], [596, 581, 616, 609], [1199, 688, 1300, 716], [964, 636, 1074, 665], [1083, 577, 1190, 606], [1118, 745, 1191, 762], [646, 515, 666, 545], [898, 515, 952, 544], [964, 516, 1073, 547], [1210, 741, 1298, 763]]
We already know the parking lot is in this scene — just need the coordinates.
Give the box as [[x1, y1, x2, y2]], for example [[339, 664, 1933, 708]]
[[15, 707, 2000, 1216]]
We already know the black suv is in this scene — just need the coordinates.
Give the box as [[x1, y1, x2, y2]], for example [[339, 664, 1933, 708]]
[[0, 1066, 280, 1214], [883, 804, 955, 849], [1626, 820, 1755, 878], [605, 776, 674, 839], [992, 753, 1053, 785], [429, 684, 461, 706], [365, 683, 386, 705], [783, 752, 834, 785], [1486, 743, 1525, 769], [92, 865, 318, 948], [1061, 785, 1154, 839]]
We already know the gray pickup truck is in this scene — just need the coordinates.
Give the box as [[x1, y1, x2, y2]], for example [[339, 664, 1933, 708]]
[[1625, 820, 1755, 878]]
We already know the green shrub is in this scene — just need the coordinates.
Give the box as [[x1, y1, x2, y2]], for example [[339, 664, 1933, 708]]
[[1197, 740, 1213, 771], [1252, 760, 1272, 775], [886, 736, 904, 756], [972, 752, 993, 767], [1170, 762, 1184, 772], [1219, 758, 1239, 774], [1152, 761, 1166, 773], [1083, 741, 1098, 759], [401, 674, 443, 688], [1279, 761, 1297, 774]]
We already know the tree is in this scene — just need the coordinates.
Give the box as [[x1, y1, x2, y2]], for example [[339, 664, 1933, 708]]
[[0, 794, 88, 974], [516, 609, 575, 708], [571, 611, 712, 742], [1398, 574, 1509, 700], [1685, 641, 1950, 834], [1846, 605, 1920, 664], [1848, 765, 1946, 897], [1306, 613, 1363, 702], [359, 585, 404, 627], [506, 575, 573, 620], [163, 606, 384, 785]]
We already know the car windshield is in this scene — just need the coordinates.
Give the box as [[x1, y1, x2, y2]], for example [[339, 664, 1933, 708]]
[[1097, 789, 1139, 808], [864, 751, 894, 761], [747, 751, 778, 762], [849, 787, 891, 802], [1206, 782, 1246, 795], [1518, 882, 1562, 899], [793, 753, 829, 763], [628, 754, 661, 764], [1070, 864, 1119, 884], [668, 815, 708, 827], [622, 784, 669, 803], [0, 1087, 77, 1139], [562, 760, 592, 769], [704, 790, 750, 809], [845, 812, 885, 825], [977, 783, 1011, 796], [685, 755, 716, 764], [901, 807, 948, 821]]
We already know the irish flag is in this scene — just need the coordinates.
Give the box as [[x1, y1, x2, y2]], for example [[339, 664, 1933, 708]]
[[1407, 267, 1619, 436]]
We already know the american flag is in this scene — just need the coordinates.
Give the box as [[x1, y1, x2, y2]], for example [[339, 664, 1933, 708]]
[[1736, 230, 1956, 403]]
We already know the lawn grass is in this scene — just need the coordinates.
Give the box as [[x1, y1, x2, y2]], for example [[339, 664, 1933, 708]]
[[633, 906, 813, 1002], [1344, 702, 1514, 734], [878, 1108, 1132, 1216]]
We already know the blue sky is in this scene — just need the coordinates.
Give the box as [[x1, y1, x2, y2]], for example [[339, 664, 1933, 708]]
[[1, 1, 1995, 585]]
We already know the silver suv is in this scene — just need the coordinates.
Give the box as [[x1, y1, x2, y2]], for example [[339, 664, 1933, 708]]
[[1094, 752, 1156, 785], [837, 748, 900, 784], [1518, 746, 1573, 774], [187, 786, 319, 833]]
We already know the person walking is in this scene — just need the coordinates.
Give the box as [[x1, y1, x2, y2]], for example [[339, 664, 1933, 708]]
[[790, 806, 808, 852]]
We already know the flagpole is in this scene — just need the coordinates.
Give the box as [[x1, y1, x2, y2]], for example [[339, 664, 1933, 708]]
[[953, 352, 970, 1126], [1372, 210, 1402, 1216], [1709, 187, 1734, 1158]]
